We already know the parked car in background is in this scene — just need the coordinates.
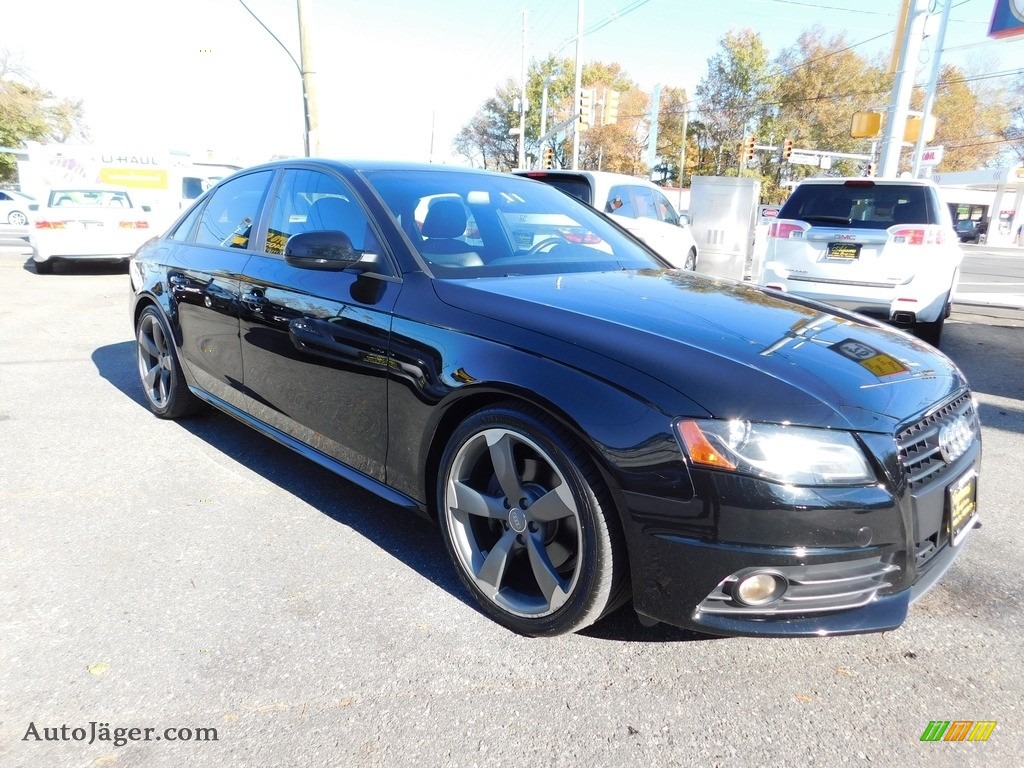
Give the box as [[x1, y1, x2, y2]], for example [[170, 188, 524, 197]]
[[29, 187, 153, 274], [759, 177, 961, 346], [129, 159, 980, 639], [0, 189, 35, 226], [514, 169, 699, 271], [954, 219, 985, 244]]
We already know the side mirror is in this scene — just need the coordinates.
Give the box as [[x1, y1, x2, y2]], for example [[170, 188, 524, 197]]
[[284, 230, 378, 272], [142, 205, 152, 213], [28, 203, 39, 212]]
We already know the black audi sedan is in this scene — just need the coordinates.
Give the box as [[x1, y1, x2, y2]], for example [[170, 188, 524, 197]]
[[129, 160, 981, 638]]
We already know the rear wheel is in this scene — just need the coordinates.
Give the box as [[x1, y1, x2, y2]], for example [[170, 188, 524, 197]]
[[915, 295, 950, 347], [437, 402, 628, 636], [8, 210, 28, 226], [915, 315, 944, 346], [135, 306, 202, 419]]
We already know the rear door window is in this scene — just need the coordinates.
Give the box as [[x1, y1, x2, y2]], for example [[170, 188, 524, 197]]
[[606, 184, 635, 216], [194, 171, 272, 249]]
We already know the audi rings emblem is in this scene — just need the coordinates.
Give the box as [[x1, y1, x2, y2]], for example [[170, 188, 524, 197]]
[[938, 414, 974, 464]]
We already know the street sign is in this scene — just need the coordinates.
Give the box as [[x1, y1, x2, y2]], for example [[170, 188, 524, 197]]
[[919, 146, 945, 166], [788, 151, 820, 166]]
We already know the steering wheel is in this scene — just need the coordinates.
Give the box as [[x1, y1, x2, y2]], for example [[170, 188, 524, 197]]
[[526, 237, 564, 255]]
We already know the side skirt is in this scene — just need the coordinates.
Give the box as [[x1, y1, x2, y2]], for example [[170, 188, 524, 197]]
[[190, 387, 426, 514]]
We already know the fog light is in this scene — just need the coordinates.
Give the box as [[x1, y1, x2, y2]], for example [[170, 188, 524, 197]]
[[734, 571, 787, 606]]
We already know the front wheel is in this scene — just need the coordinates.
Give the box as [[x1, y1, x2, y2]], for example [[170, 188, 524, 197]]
[[8, 210, 28, 226], [683, 247, 697, 271], [437, 402, 628, 636], [135, 306, 202, 419]]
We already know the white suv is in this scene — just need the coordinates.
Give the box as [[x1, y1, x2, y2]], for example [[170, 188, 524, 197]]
[[759, 178, 962, 346], [515, 170, 699, 271]]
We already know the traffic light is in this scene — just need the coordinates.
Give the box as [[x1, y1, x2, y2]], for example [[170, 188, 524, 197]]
[[580, 88, 595, 130], [865, 162, 875, 177], [605, 90, 620, 125], [743, 136, 756, 162], [782, 138, 794, 161], [542, 146, 554, 169]]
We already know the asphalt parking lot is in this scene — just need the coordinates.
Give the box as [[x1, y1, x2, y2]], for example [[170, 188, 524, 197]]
[[1, 247, 1023, 767]]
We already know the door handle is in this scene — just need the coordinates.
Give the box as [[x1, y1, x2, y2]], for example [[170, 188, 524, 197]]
[[243, 290, 268, 311]]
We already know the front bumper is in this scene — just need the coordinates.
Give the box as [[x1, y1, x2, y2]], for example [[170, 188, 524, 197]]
[[623, 394, 981, 637]]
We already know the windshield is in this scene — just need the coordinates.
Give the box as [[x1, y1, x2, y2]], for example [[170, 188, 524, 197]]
[[48, 189, 134, 208], [362, 169, 664, 277]]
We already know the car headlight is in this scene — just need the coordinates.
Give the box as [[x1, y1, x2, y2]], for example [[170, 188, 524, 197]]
[[675, 419, 874, 486]]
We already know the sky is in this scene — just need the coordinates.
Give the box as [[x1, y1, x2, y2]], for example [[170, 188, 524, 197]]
[[2, 0, 1022, 167]]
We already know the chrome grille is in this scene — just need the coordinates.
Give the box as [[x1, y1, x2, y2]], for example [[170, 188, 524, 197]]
[[896, 393, 977, 491]]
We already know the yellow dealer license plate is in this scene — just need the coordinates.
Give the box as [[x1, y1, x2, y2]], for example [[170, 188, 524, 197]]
[[947, 470, 978, 546], [827, 242, 860, 260]]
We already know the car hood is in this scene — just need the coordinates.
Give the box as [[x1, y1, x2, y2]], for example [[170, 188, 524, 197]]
[[433, 270, 968, 433]]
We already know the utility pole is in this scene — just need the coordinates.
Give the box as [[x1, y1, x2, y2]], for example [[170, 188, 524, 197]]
[[912, 0, 952, 178], [678, 100, 688, 210], [878, 0, 928, 177], [518, 10, 528, 170], [297, 0, 319, 156], [572, 0, 585, 170]]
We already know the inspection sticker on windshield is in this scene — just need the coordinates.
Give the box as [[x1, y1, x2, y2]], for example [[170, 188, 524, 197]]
[[830, 339, 909, 377]]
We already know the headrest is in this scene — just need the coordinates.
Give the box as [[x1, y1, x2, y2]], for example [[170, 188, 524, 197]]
[[421, 198, 467, 239]]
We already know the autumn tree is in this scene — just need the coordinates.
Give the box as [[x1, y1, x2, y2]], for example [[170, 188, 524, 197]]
[[0, 51, 88, 183], [928, 63, 1011, 171], [454, 58, 651, 174], [693, 29, 776, 177], [772, 27, 888, 188], [1003, 70, 1024, 164]]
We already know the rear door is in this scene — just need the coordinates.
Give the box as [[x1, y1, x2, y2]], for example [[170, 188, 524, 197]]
[[166, 169, 273, 404]]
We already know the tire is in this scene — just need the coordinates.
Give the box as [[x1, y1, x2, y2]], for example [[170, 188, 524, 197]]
[[915, 293, 951, 347], [135, 305, 202, 419], [8, 210, 28, 226], [34, 259, 53, 275], [437, 401, 628, 636], [915, 314, 944, 347], [683, 248, 697, 271]]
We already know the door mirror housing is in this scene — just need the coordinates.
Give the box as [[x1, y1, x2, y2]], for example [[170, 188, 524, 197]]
[[284, 230, 379, 272]]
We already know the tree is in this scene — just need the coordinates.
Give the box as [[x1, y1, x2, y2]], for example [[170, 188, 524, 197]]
[[1003, 70, 1024, 164], [772, 27, 888, 189], [0, 51, 89, 183], [930, 63, 1012, 171], [453, 58, 650, 174], [694, 29, 776, 177]]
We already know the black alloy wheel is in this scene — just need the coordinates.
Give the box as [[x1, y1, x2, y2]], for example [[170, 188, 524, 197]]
[[437, 402, 628, 636], [135, 306, 201, 419]]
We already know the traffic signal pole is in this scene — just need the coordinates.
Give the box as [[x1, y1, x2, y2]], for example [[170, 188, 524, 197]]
[[878, 0, 928, 177], [571, 0, 584, 170]]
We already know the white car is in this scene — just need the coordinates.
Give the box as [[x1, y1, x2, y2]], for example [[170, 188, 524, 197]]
[[0, 189, 35, 226], [758, 177, 962, 346], [515, 170, 699, 270], [29, 187, 154, 274]]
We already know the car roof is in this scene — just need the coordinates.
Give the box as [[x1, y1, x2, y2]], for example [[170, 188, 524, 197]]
[[792, 177, 940, 189]]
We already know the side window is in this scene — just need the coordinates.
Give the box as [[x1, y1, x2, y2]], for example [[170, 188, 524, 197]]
[[167, 200, 205, 242], [652, 189, 679, 225], [631, 186, 658, 220], [194, 170, 272, 249], [606, 185, 635, 217], [264, 169, 378, 257]]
